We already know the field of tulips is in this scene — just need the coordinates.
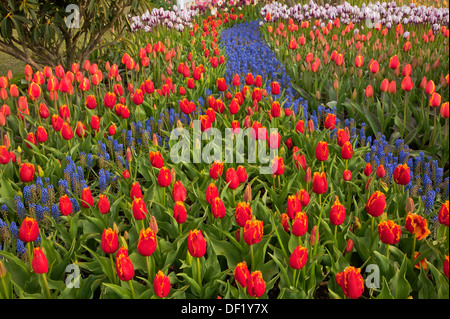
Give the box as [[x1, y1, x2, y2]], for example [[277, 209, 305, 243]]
[[0, 0, 448, 302]]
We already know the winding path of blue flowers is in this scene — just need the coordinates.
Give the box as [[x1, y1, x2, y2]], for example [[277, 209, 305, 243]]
[[1, 18, 447, 257]]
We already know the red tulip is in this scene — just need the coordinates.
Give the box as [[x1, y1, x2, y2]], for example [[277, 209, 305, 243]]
[[18, 217, 39, 242], [98, 194, 110, 214], [130, 182, 143, 201], [366, 191, 386, 217], [376, 165, 386, 178], [81, 187, 94, 208], [393, 164, 410, 185], [61, 123, 73, 140], [154, 271, 171, 298], [444, 256, 449, 278], [343, 169, 352, 181], [271, 156, 285, 176], [173, 201, 187, 224], [291, 211, 308, 237], [101, 228, 119, 254], [59, 195, 73, 216], [429, 92, 441, 108], [172, 181, 187, 202], [401, 76, 413, 92], [137, 228, 157, 257], [389, 55, 400, 70], [33, 126, 47, 144], [336, 267, 364, 299], [19, 163, 35, 183], [235, 202, 253, 228], [116, 248, 134, 281], [209, 161, 224, 180], [236, 165, 247, 183], [188, 229, 207, 258], [246, 271, 266, 298], [405, 212, 430, 240], [158, 167, 171, 187], [341, 141, 353, 160], [364, 163, 373, 176], [243, 219, 263, 246], [132, 197, 147, 220], [216, 77, 227, 92], [312, 172, 327, 194], [441, 102, 449, 118], [271, 81, 280, 95], [211, 197, 226, 219], [289, 245, 307, 269], [205, 183, 219, 204], [324, 113, 336, 130], [438, 201, 449, 227], [226, 168, 239, 189], [329, 198, 346, 226], [149, 151, 164, 168], [234, 261, 250, 287], [354, 55, 364, 68], [378, 220, 401, 245], [32, 247, 49, 274], [315, 141, 329, 162]]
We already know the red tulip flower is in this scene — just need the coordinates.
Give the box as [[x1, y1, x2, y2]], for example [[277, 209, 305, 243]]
[[188, 229, 207, 258], [438, 201, 449, 227], [329, 198, 346, 226], [130, 182, 143, 201], [235, 202, 253, 228], [101, 228, 119, 254], [336, 267, 365, 299], [19, 217, 39, 243], [401, 76, 413, 92], [149, 151, 164, 168], [234, 261, 250, 287], [315, 141, 328, 162], [226, 168, 239, 189], [32, 247, 49, 274], [173, 201, 187, 224], [366, 191, 386, 217], [211, 197, 226, 219], [59, 195, 73, 216], [291, 211, 308, 237], [158, 167, 171, 187], [205, 183, 219, 204], [378, 220, 401, 245], [98, 194, 110, 214], [236, 165, 247, 183], [116, 248, 135, 281], [312, 172, 327, 194], [137, 228, 157, 257], [81, 187, 94, 208], [246, 271, 266, 298], [405, 212, 431, 240], [132, 197, 147, 220], [154, 271, 171, 298], [341, 141, 353, 160], [393, 164, 411, 185], [289, 245, 308, 269], [19, 163, 35, 183], [172, 181, 187, 202]]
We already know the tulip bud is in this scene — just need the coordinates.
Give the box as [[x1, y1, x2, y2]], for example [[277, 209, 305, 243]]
[[309, 225, 319, 246], [345, 239, 353, 253], [406, 197, 415, 213], [244, 184, 252, 203], [0, 260, 6, 278], [149, 215, 159, 234]]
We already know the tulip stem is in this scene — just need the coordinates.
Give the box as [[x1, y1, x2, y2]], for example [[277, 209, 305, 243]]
[[110, 254, 117, 284], [42, 273, 52, 299], [250, 244, 255, 271], [129, 280, 136, 299], [386, 244, 390, 259], [146, 255, 153, 285], [196, 257, 202, 290], [334, 225, 338, 243], [1, 277, 9, 299], [27, 242, 33, 271], [411, 236, 416, 260], [402, 92, 408, 140], [292, 269, 297, 288]]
